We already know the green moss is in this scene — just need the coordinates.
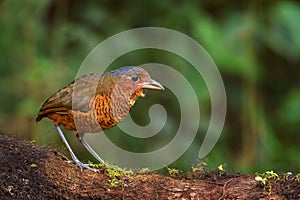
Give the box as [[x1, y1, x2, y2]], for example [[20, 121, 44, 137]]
[[91, 163, 133, 188], [167, 167, 182, 178]]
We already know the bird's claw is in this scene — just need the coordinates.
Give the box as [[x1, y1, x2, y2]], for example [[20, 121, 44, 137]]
[[68, 160, 98, 172]]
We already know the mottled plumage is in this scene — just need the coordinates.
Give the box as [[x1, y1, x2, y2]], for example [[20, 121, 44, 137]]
[[36, 66, 164, 170]]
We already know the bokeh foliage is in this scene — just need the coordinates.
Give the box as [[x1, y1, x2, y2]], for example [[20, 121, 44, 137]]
[[0, 0, 299, 173]]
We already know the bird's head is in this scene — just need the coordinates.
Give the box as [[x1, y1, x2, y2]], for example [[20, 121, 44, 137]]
[[109, 66, 164, 106]]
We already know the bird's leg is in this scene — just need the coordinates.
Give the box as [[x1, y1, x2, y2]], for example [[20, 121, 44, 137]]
[[54, 125, 97, 172], [76, 132, 105, 164]]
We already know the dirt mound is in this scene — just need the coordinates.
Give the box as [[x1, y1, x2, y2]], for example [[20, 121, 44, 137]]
[[0, 135, 299, 199]]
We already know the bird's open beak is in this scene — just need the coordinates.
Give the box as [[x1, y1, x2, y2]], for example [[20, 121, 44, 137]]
[[140, 79, 164, 90]]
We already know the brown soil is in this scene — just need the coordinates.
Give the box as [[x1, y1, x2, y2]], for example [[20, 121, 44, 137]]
[[0, 135, 299, 200]]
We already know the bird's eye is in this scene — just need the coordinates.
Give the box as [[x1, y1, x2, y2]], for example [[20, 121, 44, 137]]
[[131, 75, 139, 82]]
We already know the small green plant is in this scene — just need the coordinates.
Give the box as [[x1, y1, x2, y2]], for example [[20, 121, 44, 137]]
[[90, 162, 133, 188], [167, 167, 182, 177], [89, 162, 105, 170], [217, 164, 224, 171], [105, 165, 133, 188], [217, 163, 226, 174], [265, 170, 279, 179], [255, 170, 279, 194], [191, 162, 207, 173], [216, 163, 228, 176], [106, 167, 123, 187], [139, 168, 150, 173]]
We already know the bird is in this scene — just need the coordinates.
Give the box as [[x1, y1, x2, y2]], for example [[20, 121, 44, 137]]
[[36, 66, 164, 171]]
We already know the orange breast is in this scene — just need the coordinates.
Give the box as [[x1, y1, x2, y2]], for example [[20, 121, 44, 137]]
[[46, 93, 132, 133]]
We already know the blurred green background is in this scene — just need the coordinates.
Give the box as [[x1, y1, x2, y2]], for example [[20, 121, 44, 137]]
[[1, 0, 300, 173]]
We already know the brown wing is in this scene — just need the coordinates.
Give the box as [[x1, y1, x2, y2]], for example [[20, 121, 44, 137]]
[[36, 73, 116, 122]]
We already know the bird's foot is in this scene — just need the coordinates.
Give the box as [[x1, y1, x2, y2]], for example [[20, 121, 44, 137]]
[[67, 159, 98, 172]]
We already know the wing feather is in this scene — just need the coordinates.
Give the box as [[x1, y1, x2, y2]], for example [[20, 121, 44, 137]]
[[36, 73, 116, 121]]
